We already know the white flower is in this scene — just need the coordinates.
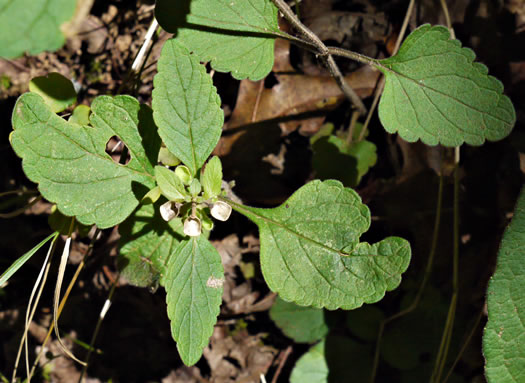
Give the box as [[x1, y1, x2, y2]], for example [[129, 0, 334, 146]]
[[210, 201, 232, 222], [160, 201, 178, 222], [184, 217, 201, 237]]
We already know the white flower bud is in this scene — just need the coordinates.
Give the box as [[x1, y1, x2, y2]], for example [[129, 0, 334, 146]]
[[160, 201, 178, 222], [210, 201, 232, 222], [184, 217, 202, 237]]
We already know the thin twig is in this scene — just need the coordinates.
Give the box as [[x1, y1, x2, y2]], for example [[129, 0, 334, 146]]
[[271, 346, 292, 383], [251, 80, 265, 123], [271, 0, 367, 115]]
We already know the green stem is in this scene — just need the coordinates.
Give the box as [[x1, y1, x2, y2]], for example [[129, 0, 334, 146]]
[[431, 148, 460, 382], [369, 169, 444, 383]]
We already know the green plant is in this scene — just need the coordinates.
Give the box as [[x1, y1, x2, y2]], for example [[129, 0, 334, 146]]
[[1, 0, 521, 380]]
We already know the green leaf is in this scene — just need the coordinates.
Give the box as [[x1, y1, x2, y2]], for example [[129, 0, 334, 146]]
[[312, 135, 377, 187], [483, 186, 525, 382], [166, 235, 224, 366], [201, 156, 222, 200], [226, 180, 411, 310], [290, 336, 374, 383], [119, 202, 185, 288], [0, 0, 77, 59], [377, 24, 515, 146], [158, 147, 181, 167], [69, 105, 91, 125], [290, 340, 329, 383], [29, 73, 77, 113], [345, 305, 384, 342], [0, 232, 58, 286], [270, 296, 329, 343], [11, 93, 157, 228], [155, 0, 279, 80], [152, 40, 223, 176], [155, 166, 187, 202], [175, 165, 192, 185], [188, 178, 202, 197]]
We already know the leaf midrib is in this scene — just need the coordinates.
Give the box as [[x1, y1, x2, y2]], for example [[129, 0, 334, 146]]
[[376, 56, 512, 126], [222, 197, 353, 257], [19, 96, 154, 181]]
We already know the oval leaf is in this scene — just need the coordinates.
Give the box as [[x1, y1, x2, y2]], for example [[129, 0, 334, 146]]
[[11, 93, 157, 228], [226, 180, 411, 310], [270, 296, 329, 343], [483, 187, 525, 383], [290, 340, 329, 383], [29, 73, 77, 113], [152, 40, 223, 176], [155, 166, 187, 202], [0, 0, 77, 58], [166, 236, 224, 366], [378, 24, 515, 146], [201, 156, 222, 200], [155, 0, 279, 80]]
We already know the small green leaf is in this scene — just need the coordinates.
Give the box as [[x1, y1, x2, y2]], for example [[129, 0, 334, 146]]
[[48, 206, 90, 236], [166, 235, 224, 366], [201, 156, 222, 200], [0, 0, 77, 59], [312, 135, 377, 187], [483, 186, 525, 383], [142, 186, 161, 205], [0, 232, 58, 286], [175, 165, 192, 185], [155, 166, 187, 202], [270, 296, 329, 343], [378, 24, 515, 146], [11, 93, 157, 228], [29, 73, 77, 113], [152, 40, 223, 176], [226, 180, 411, 310], [155, 0, 279, 80], [345, 305, 384, 342], [158, 147, 181, 167], [290, 340, 329, 383], [188, 178, 202, 197], [119, 202, 185, 288], [69, 105, 91, 125]]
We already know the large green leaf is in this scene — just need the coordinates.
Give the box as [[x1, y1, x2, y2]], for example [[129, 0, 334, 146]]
[[377, 24, 515, 146], [152, 40, 223, 176], [119, 202, 185, 289], [0, 0, 77, 59], [225, 180, 411, 310], [165, 235, 224, 366], [11, 93, 157, 228], [290, 340, 329, 383], [483, 187, 525, 383], [270, 296, 329, 343], [154, 0, 279, 80]]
